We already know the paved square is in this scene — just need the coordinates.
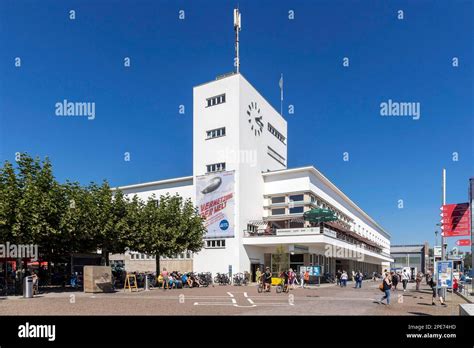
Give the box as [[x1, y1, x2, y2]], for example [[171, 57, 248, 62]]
[[0, 281, 467, 316]]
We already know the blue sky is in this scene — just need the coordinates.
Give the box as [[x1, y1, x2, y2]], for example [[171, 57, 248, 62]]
[[0, 0, 473, 247]]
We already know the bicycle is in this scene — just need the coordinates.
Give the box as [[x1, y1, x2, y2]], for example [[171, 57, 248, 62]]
[[276, 277, 289, 294]]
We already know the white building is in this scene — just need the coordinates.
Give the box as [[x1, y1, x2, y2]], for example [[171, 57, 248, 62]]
[[115, 71, 392, 279]]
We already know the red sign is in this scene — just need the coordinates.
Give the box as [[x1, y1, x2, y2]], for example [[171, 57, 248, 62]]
[[440, 203, 471, 237], [456, 239, 471, 246]]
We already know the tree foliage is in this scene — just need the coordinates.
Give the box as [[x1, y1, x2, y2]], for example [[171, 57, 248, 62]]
[[0, 153, 206, 270]]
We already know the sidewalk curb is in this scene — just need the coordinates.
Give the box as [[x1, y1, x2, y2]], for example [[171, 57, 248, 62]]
[[455, 290, 473, 304]]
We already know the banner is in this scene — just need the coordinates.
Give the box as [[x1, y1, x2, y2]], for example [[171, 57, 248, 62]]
[[196, 171, 235, 238]]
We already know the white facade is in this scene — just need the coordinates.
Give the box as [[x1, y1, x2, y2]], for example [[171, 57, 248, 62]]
[[116, 72, 392, 276]]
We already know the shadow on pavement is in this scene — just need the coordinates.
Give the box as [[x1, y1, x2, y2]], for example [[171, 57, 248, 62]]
[[408, 312, 432, 316]]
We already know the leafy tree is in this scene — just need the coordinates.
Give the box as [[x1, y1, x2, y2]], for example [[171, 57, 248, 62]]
[[140, 194, 206, 274], [88, 181, 129, 265], [271, 245, 289, 274]]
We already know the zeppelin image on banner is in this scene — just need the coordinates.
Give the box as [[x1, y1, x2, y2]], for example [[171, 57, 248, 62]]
[[196, 170, 235, 238]]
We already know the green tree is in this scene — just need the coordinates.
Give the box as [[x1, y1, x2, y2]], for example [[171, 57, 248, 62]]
[[88, 181, 129, 265], [140, 194, 206, 274], [271, 245, 289, 274]]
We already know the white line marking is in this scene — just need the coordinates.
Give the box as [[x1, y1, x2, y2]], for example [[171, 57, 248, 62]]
[[247, 298, 254, 304], [243, 292, 248, 297], [231, 298, 236, 304], [227, 292, 234, 297]]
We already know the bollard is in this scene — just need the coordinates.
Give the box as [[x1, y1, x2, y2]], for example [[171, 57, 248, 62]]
[[145, 275, 150, 291]]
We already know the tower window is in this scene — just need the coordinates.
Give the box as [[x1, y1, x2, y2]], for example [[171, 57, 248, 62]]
[[206, 127, 226, 139], [206, 162, 226, 173], [206, 94, 226, 108], [267, 123, 286, 144]]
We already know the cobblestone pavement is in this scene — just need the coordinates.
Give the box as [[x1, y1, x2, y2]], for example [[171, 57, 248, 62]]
[[0, 280, 467, 316]]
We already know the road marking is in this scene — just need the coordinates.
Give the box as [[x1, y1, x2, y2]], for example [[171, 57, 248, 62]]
[[247, 298, 255, 304], [227, 292, 234, 297]]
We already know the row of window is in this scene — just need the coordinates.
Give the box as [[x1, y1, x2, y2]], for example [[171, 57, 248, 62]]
[[206, 127, 226, 139], [267, 123, 286, 144], [205, 239, 226, 248], [270, 194, 304, 205], [130, 252, 193, 260], [206, 93, 226, 108], [271, 206, 304, 215], [267, 146, 286, 166], [206, 162, 226, 173]]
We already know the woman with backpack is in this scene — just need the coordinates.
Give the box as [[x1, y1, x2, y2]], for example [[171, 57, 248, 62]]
[[379, 272, 392, 305]]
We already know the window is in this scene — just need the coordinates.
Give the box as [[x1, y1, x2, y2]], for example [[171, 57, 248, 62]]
[[267, 146, 286, 166], [206, 94, 226, 108], [205, 239, 226, 249], [271, 196, 285, 204], [271, 208, 286, 215], [267, 123, 286, 144], [289, 206, 304, 214], [289, 194, 304, 202], [206, 162, 226, 173], [206, 127, 226, 139]]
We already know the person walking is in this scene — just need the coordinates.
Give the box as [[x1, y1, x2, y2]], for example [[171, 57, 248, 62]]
[[379, 272, 392, 305], [255, 267, 261, 284], [161, 268, 169, 290], [303, 270, 310, 289], [415, 271, 423, 291], [401, 269, 409, 292], [391, 271, 399, 291], [336, 269, 342, 286], [354, 271, 362, 289], [428, 274, 446, 306], [340, 270, 348, 287]]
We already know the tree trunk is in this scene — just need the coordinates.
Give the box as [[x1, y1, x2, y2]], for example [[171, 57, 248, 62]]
[[101, 248, 109, 266], [155, 254, 160, 275]]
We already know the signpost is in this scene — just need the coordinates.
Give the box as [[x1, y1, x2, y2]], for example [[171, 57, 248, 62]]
[[440, 203, 471, 237], [455, 239, 470, 247]]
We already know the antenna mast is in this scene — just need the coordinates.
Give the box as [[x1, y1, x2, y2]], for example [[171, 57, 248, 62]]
[[234, 8, 241, 73]]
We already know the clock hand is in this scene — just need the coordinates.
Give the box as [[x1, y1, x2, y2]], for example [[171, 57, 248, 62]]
[[255, 117, 263, 127]]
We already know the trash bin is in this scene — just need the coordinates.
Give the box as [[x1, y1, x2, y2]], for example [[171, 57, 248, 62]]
[[23, 276, 34, 298]]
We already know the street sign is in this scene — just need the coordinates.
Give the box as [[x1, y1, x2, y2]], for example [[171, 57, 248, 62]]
[[440, 203, 471, 237], [434, 246, 442, 257], [436, 261, 453, 288], [456, 239, 470, 246]]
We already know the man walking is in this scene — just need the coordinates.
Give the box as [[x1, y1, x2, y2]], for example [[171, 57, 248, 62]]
[[401, 269, 409, 292]]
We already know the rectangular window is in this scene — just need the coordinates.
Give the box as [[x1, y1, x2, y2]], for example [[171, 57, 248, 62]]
[[289, 194, 304, 202], [206, 162, 226, 173], [271, 196, 285, 204], [206, 127, 226, 139], [289, 206, 304, 214], [205, 239, 226, 249], [271, 208, 286, 215], [267, 123, 286, 144], [206, 94, 226, 108], [267, 146, 286, 166]]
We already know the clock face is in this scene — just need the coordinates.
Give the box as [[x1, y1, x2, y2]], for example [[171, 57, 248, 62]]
[[246, 102, 264, 136]]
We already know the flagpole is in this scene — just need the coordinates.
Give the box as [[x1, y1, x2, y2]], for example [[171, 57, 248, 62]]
[[280, 73, 283, 117]]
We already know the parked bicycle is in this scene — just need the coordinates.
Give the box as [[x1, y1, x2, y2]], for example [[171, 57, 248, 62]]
[[232, 273, 248, 286], [197, 272, 213, 287], [214, 273, 231, 286]]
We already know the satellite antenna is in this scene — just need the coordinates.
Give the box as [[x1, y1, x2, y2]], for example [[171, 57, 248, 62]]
[[234, 8, 241, 73]]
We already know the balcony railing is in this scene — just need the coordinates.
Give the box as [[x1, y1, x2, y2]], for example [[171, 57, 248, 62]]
[[244, 226, 385, 255]]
